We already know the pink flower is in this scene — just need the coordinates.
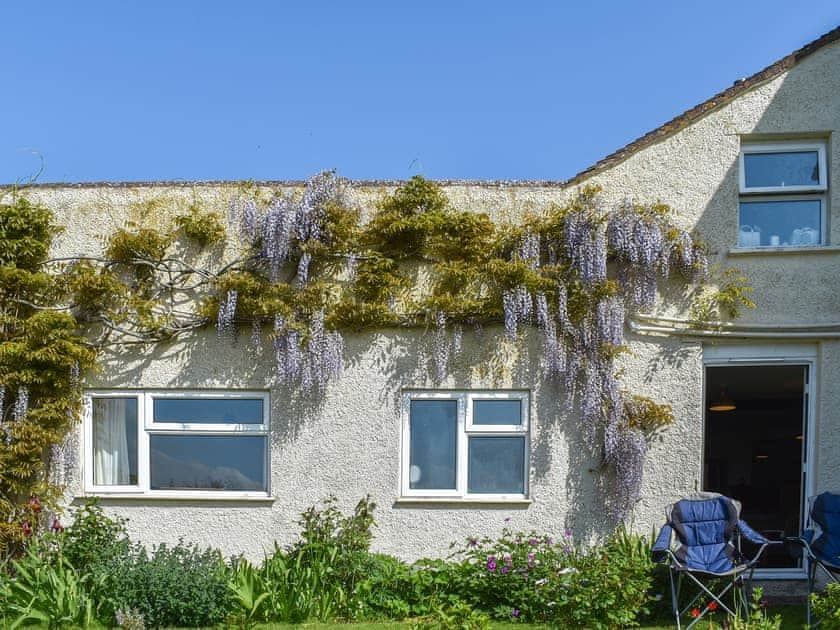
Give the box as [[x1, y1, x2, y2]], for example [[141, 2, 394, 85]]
[[564, 528, 573, 538], [51, 518, 64, 534], [21, 521, 32, 537], [28, 496, 42, 514], [511, 609, 521, 618]]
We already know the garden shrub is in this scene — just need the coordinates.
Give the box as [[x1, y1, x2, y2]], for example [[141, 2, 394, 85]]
[[260, 495, 379, 622], [812, 582, 840, 629], [441, 524, 654, 629], [61, 499, 131, 575], [96, 540, 229, 628]]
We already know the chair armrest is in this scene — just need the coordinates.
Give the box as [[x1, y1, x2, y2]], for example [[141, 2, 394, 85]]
[[738, 520, 777, 546], [652, 524, 673, 563]]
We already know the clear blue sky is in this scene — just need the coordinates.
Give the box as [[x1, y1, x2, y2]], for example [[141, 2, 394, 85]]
[[2, 2, 838, 184]]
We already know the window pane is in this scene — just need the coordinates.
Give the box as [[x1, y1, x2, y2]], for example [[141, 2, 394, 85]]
[[743, 151, 820, 189], [744, 151, 820, 189], [739, 200, 822, 247], [153, 398, 263, 424], [468, 437, 525, 494], [473, 399, 522, 425], [92, 397, 138, 486], [409, 400, 457, 490], [150, 435, 266, 491]]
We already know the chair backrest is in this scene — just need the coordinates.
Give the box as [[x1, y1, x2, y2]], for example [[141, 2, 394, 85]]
[[666, 492, 741, 573], [810, 492, 840, 562]]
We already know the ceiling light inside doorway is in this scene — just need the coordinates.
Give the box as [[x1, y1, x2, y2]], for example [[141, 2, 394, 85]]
[[709, 388, 736, 412]]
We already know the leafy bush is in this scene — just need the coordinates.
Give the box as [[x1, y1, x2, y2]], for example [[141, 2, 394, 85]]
[[61, 499, 131, 574], [439, 524, 653, 629], [96, 540, 229, 628], [812, 582, 840, 629], [260, 495, 378, 622], [0, 543, 96, 629]]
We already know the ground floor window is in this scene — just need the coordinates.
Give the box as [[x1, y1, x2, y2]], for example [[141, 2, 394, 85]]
[[401, 391, 529, 500], [84, 390, 270, 497]]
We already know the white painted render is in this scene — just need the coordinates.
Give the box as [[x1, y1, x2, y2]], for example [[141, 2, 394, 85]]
[[13, 37, 840, 562]]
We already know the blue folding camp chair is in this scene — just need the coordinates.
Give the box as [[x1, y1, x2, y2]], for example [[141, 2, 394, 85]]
[[652, 492, 780, 629], [789, 491, 840, 628]]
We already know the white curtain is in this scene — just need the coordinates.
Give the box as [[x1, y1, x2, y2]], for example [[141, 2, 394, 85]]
[[93, 398, 130, 485]]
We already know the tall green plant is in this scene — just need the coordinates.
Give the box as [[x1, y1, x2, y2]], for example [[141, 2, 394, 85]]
[[0, 544, 96, 629]]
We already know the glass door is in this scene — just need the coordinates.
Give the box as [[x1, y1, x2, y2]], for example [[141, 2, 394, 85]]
[[703, 364, 808, 569]]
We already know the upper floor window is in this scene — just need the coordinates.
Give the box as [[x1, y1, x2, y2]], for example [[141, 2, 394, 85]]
[[84, 390, 270, 498], [738, 142, 828, 248], [401, 391, 529, 501]]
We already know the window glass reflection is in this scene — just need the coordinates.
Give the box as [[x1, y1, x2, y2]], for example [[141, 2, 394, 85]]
[[473, 399, 521, 425], [468, 436, 525, 494], [153, 398, 263, 424], [739, 200, 822, 247], [409, 400, 457, 490], [744, 151, 820, 188], [150, 435, 266, 491]]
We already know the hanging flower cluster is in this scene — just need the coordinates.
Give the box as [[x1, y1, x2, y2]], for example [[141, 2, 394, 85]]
[[272, 311, 344, 392], [235, 171, 346, 283], [225, 172, 350, 390]]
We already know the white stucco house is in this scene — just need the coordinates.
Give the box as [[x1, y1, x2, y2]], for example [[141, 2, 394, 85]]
[[14, 25, 840, 583]]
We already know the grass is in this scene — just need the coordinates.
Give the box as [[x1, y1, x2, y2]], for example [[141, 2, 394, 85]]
[[238, 606, 809, 629]]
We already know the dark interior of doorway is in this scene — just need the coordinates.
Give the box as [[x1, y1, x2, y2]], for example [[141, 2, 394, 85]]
[[704, 364, 807, 569]]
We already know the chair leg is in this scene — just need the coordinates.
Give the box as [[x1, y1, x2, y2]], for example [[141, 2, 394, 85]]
[[807, 560, 816, 628], [670, 568, 681, 630]]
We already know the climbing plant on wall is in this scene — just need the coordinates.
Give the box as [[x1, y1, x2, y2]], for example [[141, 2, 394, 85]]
[[0, 173, 754, 555]]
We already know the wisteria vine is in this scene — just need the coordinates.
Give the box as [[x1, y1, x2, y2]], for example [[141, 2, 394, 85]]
[[223, 177, 712, 517]]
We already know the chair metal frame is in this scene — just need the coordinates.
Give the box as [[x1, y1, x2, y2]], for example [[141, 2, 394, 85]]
[[652, 495, 780, 630], [788, 492, 840, 628]]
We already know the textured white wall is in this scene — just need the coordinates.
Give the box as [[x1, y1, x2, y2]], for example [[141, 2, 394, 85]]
[[14, 38, 840, 561]]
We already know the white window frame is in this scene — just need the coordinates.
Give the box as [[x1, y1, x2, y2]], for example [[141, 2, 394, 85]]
[[739, 142, 827, 194], [400, 390, 529, 501], [83, 389, 270, 499]]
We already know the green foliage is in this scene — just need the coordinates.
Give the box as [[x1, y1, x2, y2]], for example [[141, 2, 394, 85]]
[[415, 601, 491, 630], [0, 198, 58, 270], [65, 261, 127, 319], [812, 582, 840, 629], [94, 540, 230, 628], [430, 525, 653, 629], [173, 205, 226, 246], [227, 559, 270, 628], [106, 224, 173, 263], [623, 395, 675, 435], [61, 499, 130, 575], [0, 543, 96, 629], [730, 588, 782, 630], [691, 266, 755, 321], [0, 197, 96, 557]]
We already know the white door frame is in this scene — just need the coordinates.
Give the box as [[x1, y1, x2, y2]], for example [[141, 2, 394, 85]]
[[703, 343, 817, 580]]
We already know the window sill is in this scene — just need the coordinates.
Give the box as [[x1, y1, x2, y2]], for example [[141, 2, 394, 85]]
[[75, 492, 275, 503], [394, 496, 532, 506], [729, 245, 840, 256]]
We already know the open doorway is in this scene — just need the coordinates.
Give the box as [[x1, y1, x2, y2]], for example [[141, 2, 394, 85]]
[[704, 364, 808, 570]]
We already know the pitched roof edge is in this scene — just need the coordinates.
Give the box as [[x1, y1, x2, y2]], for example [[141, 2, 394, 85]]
[[564, 24, 840, 188]]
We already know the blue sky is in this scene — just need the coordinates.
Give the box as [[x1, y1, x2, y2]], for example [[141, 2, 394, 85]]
[[2, 2, 838, 183]]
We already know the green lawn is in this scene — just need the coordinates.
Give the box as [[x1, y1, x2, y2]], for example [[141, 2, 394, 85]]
[[239, 606, 808, 630]]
